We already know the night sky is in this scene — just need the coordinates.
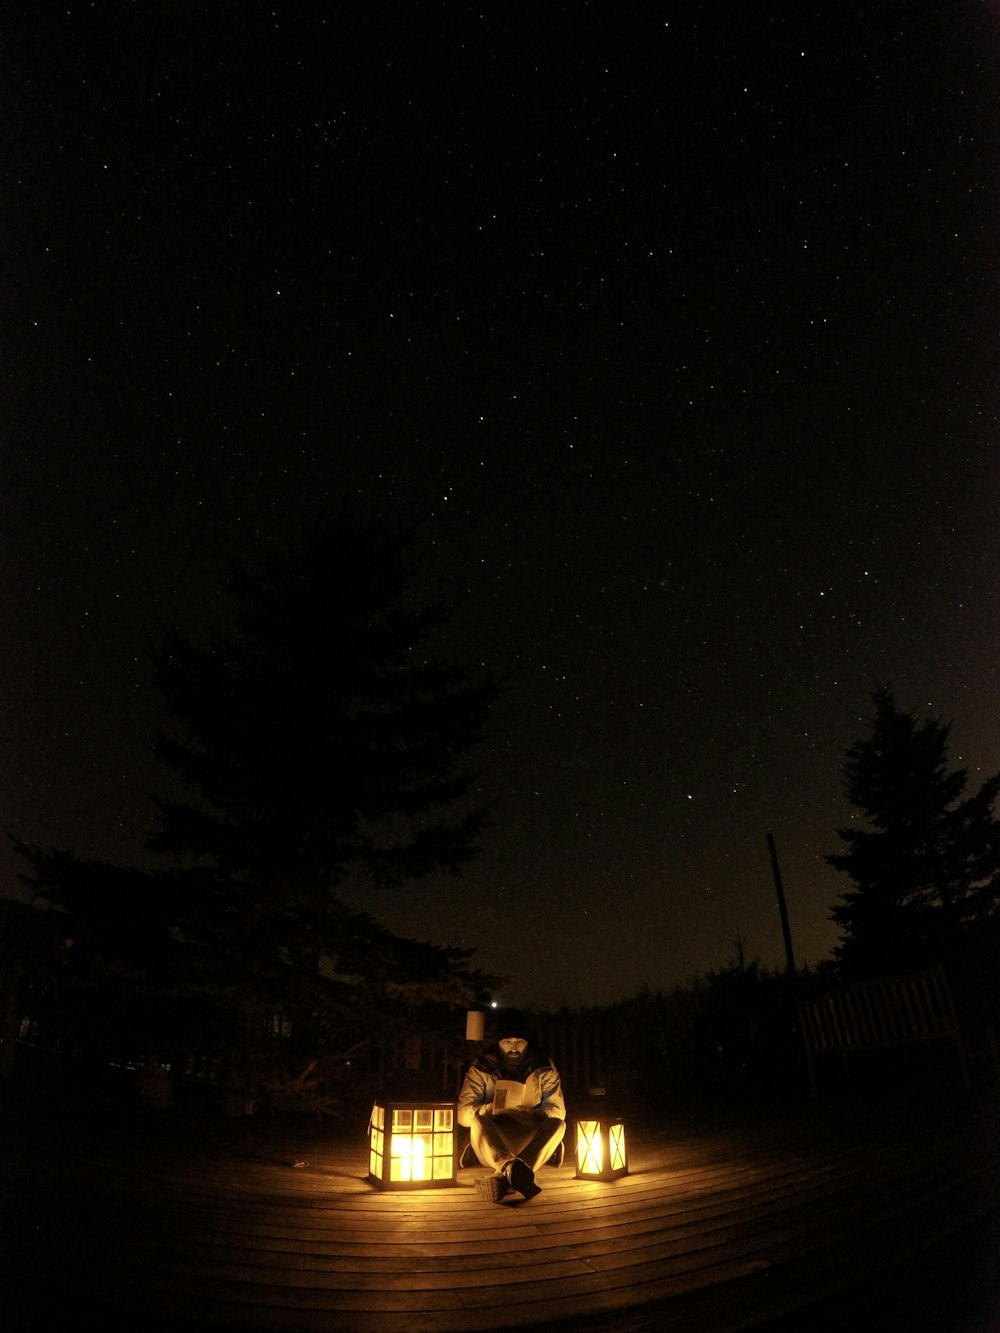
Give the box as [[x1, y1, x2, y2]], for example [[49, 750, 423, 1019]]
[[5, 4, 1000, 1011]]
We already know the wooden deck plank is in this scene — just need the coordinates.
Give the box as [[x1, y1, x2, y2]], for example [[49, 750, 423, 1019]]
[[3, 1095, 998, 1331], [17, 1134, 981, 1267], [13, 1131, 977, 1262]]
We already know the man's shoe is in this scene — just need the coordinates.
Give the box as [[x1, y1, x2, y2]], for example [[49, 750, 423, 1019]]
[[507, 1158, 541, 1200], [476, 1173, 509, 1203]]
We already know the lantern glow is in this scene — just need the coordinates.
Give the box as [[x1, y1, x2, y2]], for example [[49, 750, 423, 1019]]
[[575, 1116, 628, 1180], [368, 1100, 458, 1189]]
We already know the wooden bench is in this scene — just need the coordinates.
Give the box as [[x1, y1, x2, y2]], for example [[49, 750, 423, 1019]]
[[796, 964, 971, 1099]]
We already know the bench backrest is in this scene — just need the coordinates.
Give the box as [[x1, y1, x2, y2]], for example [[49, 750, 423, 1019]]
[[796, 964, 961, 1056]]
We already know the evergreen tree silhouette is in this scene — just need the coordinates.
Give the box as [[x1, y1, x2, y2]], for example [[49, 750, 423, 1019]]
[[18, 518, 499, 1109], [827, 686, 1000, 986]]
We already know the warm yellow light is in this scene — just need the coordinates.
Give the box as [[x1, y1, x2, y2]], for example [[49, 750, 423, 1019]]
[[608, 1121, 627, 1172], [576, 1119, 603, 1174], [391, 1132, 429, 1182]]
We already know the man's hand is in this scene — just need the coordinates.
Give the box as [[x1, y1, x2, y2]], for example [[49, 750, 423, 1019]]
[[503, 1109, 536, 1125]]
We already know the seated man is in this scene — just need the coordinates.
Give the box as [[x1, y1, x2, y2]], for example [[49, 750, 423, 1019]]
[[458, 1009, 566, 1203]]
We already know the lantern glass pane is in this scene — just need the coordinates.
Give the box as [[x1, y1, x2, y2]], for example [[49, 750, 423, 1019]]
[[393, 1108, 413, 1131], [392, 1131, 428, 1181], [369, 1127, 384, 1179], [413, 1135, 431, 1180], [369, 1104, 385, 1179], [610, 1122, 626, 1171], [576, 1119, 602, 1175]]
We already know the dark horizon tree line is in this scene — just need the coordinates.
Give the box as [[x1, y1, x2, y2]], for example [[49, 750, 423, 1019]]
[[10, 518, 1000, 1111]]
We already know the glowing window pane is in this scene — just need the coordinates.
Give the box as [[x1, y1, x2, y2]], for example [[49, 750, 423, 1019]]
[[610, 1122, 626, 1171], [577, 1119, 602, 1174]]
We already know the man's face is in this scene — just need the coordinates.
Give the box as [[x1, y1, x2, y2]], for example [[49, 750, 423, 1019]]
[[498, 1037, 528, 1064]]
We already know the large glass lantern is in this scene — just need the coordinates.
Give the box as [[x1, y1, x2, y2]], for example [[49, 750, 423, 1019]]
[[368, 1100, 458, 1189], [575, 1115, 628, 1181]]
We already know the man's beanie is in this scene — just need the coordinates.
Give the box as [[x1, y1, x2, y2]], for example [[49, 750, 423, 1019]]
[[497, 1008, 531, 1041]]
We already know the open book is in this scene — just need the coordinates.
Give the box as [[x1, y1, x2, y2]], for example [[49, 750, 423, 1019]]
[[492, 1079, 532, 1114]]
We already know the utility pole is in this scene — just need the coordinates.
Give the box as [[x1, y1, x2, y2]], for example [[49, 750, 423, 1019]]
[[766, 831, 797, 983]]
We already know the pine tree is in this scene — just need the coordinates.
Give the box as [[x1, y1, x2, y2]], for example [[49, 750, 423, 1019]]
[[18, 518, 500, 1109], [826, 686, 1000, 984], [143, 520, 496, 944]]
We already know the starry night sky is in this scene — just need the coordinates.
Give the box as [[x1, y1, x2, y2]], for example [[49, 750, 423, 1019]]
[[5, 4, 1000, 1010]]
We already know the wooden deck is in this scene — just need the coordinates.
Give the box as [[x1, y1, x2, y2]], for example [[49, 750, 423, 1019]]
[[2, 1090, 998, 1331]]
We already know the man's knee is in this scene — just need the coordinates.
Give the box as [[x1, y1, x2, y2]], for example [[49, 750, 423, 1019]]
[[469, 1112, 515, 1164], [524, 1115, 566, 1169]]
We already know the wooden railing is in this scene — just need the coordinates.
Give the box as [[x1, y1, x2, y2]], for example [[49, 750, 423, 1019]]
[[796, 963, 970, 1098]]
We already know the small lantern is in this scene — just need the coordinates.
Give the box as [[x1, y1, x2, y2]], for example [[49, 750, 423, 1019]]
[[575, 1115, 628, 1181], [368, 1100, 458, 1190]]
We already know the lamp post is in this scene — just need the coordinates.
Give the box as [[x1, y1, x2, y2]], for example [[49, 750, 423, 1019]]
[[368, 1099, 458, 1190]]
